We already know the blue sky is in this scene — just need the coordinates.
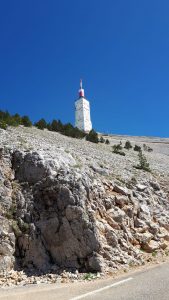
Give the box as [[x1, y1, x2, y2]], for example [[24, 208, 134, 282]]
[[0, 0, 169, 137]]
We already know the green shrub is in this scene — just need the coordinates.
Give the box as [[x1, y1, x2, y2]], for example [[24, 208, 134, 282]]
[[143, 144, 153, 152], [35, 118, 47, 130], [5, 203, 17, 219], [49, 119, 86, 139], [0, 109, 96, 142], [152, 251, 157, 257], [99, 136, 105, 143], [0, 120, 7, 130], [0, 110, 30, 128], [12, 221, 22, 237], [105, 139, 110, 145], [20, 222, 30, 233], [21, 116, 32, 127], [112, 143, 122, 151], [134, 151, 151, 172], [112, 144, 125, 156], [86, 129, 99, 143], [83, 273, 96, 280], [134, 144, 141, 152], [124, 140, 132, 150]]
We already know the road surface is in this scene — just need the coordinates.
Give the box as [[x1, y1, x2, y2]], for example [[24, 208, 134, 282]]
[[1, 262, 169, 300]]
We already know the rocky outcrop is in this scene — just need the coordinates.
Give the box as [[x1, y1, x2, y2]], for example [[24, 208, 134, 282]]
[[0, 127, 169, 284]]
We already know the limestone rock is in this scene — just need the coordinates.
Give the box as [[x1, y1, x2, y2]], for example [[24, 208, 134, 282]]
[[0, 126, 169, 283], [113, 185, 130, 196], [142, 240, 160, 253], [136, 184, 147, 192], [115, 195, 129, 208]]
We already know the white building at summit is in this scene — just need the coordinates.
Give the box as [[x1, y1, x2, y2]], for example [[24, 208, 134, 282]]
[[75, 80, 92, 132]]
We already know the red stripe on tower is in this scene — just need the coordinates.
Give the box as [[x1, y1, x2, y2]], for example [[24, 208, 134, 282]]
[[79, 79, 85, 98]]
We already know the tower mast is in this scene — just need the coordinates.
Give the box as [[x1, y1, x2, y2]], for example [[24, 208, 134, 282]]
[[79, 79, 85, 98]]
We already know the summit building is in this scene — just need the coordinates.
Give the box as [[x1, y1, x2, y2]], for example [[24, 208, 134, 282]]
[[75, 80, 92, 132]]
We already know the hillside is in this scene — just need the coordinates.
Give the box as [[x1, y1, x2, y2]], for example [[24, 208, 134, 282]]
[[0, 126, 169, 286]]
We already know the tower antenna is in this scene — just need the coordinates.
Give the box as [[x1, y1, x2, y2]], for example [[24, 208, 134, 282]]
[[79, 79, 84, 98], [80, 79, 82, 89]]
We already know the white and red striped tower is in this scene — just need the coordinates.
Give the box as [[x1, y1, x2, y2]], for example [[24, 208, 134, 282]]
[[75, 80, 92, 132], [78, 79, 85, 97]]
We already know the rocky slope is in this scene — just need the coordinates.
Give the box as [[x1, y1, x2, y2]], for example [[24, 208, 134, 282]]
[[0, 126, 169, 286]]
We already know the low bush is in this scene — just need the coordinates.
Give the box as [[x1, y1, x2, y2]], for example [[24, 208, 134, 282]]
[[124, 140, 132, 150], [105, 139, 110, 145], [134, 144, 142, 152], [0, 121, 7, 130], [112, 144, 126, 156], [35, 118, 47, 130], [143, 144, 153, 152], [134, 151, 151, 172], [99, 136, 105, 143], [86, 129, 99, 143]]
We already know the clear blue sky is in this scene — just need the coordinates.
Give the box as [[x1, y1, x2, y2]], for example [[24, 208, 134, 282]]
[[0, 0, 169, 137]]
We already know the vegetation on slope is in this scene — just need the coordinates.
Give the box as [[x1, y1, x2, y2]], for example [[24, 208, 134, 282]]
[[0, 110, 107, 144]]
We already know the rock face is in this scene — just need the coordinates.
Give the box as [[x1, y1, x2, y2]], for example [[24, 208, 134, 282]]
[[0, 126, 169, 277]]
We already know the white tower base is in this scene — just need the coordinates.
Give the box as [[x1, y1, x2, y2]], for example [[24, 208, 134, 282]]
[[75, 97, 92, 132]]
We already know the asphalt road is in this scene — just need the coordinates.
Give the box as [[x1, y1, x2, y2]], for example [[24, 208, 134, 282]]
[[1, 262, 169, 300]]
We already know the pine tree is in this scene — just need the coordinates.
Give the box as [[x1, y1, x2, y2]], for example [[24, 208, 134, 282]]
[[0, 120, 7, 130], [35, 118, 47, 130], [50, 120, 59, 132], [134, 144, 141, 152], [99, 136, 105, 143], [124, 140, 132, 150], [86, 129, 99, 143], [112, 143, 125, 156], [21, 116, 32, 127], [105, 139, 110, 145], [135, 151, 151, 172]]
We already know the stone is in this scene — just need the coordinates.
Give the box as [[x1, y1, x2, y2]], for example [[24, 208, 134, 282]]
[[140, 204, 151, 216], [115, 195, 128, 208], [107, 207, 126, 224], [134, 218, 147, 229], [136, 184, 147, 192], [149, 181, 161, 191], [142, 240, 159, 253], [136, 232, 153, 244], [65, 205, 83, 221], [12, 151, 49, 184], [160, 241, 168, 250], [87, 254, 105, 272], [113, 185, 130, 196]]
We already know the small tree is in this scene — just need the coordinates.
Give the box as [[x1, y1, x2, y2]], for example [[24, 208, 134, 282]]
[[57, 120, 64, 132], [47, 122, 52, 131], [124, 140, 132, 150], [135, 151, 151, 172], [21, 116, 32, 127], [50, 120, 59, 132], [134, 144, 141, 152], [0, 120, 7, 130], [35, 118, 47, 130], [105, 139, 110, 145], [143, 144, 153, 152], [112, 144, 125, 156], [86, 129, 99, 143], [112, 143, 122, 151], [99, 136, 105, 143], [63, 123, 74, 137]]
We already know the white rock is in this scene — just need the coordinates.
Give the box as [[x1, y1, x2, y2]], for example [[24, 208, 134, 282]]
[[136, 184, 147, 191]]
